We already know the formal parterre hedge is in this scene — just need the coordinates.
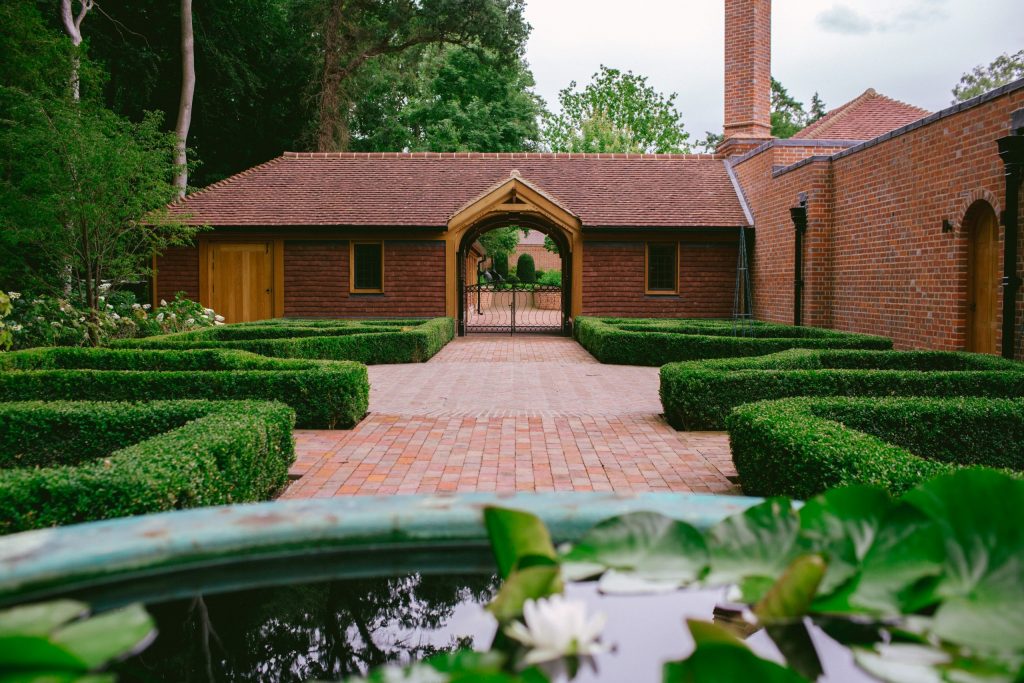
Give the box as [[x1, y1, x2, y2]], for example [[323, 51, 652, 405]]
[[661, 348, 1024, 430], [110, 317, 455, 364], [576, 317, 892, 365], [727, 396, 1024, 498], [0, 400, 295, 534], [0, 348, 368, 428]]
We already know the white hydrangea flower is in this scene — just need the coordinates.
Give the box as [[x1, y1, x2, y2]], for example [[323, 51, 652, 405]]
[[185, 318, 195, 325], [35, 316, 45, 322], [143, 304, 152, 310], [168, 312, 176, 319], [111, 312, 121, 321], [156, 312, 164, 322], [214, 314, 225, 322], [50, 321, 61, 328], [160, 299, 168, 307], [132, 303, 141, 310], [203, 308, 214, 315], [7, 292, 20, 299], [214, 320, 224, 326], [98, 282, 112, 291], [505, 595, 608, 665], [78, 316, 86, 323], [11, 323, 22, 332]]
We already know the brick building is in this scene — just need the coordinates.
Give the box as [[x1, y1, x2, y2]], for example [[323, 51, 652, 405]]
[[155, 0, 1024, 359]]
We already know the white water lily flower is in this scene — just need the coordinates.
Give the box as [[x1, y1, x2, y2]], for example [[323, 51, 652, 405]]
[[505, 595, 608, 665]]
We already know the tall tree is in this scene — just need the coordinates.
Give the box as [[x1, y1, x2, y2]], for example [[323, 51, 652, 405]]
[[770, 77, 807, 139], [809, 92, 827, 123], [311, 0, 529, 152], [173, 0, 195, 196], [543, 66, 690, 153], [59, 0, 93, 100], [952, 50, 1024, 103]]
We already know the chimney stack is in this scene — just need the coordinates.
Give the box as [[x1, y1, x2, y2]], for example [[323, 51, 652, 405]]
[[721, 0, 772, 151]]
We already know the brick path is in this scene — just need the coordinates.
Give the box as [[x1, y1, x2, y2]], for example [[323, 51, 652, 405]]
[[282, 336, 737, 498]]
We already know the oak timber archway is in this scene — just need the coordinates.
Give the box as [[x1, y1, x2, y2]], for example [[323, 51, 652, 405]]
[[445, 172, 584, 335]]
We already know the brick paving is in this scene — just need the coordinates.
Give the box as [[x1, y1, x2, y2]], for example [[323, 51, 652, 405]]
[[283, 336, 737, 498]]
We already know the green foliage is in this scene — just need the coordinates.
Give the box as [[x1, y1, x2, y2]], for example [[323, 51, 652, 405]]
[[543, 65, 691, 153], [771, 77, 810, 139], [575, 317, 892, 366], [515, 253, 536, 283], [0, 599, 155, 681], [111, 317, 455, 364], [0, 347, 369, 428], [952, 49, 1024, 103], [0, 292, 11, 351], [492, 252, 510, 279], [479, 226, 523, 259], [727, 397, 1024, 498], [660, 348, 1024, 429], [0, 400, 295, 533], [541, 234, 559, 254], [537, 270, 561, 286], [808, 92, 827, 123]]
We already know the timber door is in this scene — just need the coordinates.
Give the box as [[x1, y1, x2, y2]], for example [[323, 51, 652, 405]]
[[966, 205, 999, 354], [209, 242, 274, 323]]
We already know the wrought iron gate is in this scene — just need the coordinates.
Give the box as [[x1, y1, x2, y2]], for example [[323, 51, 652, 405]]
[[463, 282, 564, 334]]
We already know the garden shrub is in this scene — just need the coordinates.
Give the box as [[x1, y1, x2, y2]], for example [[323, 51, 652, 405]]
[[576, 317, 892, 366], [538, 270, 561, 286], [493, 254, 508, 279], [516, 253, 536, 283], [110, 317, 455, 364], [660, 348, 1024, 430], [726, 396, 1024, 498], [0, 400, 295, 533], [0, 347, 368, 428]]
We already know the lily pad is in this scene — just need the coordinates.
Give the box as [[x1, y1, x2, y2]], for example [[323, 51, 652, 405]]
[[561, 511, 708, 587], [0, 600, 87, 638], [483, 507, 558, 580], [488, 565, 563, 623], [664, 620, 809, 682], [51, 604, 155, 670]]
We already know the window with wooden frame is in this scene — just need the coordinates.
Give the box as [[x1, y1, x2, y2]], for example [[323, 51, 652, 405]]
[[350, 241, 384, 293], [645, 242, 678, 294]]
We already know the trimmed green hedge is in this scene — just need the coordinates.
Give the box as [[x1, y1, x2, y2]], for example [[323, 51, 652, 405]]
[[727, 396, 1024, 498], [661, 348, 1024, 430], [0, 400, 295, 534], [110, 317, 455, 364], [576, 317, 892, 366], [0, 348, 368, 428]]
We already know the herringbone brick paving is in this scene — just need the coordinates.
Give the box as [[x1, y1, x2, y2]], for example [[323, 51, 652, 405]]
[[283, 336, 737, 498]]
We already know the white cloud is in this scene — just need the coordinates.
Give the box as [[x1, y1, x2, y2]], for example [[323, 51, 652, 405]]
[[816, 0, 949, 35], [817, 5, 874, 35]]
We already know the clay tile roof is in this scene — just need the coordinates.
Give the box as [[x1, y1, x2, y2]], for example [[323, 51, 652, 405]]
[[793, 88, 931, 141], [169, 152, 750, 229]]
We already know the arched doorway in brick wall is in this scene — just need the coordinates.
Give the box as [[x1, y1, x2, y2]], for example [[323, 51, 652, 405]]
[[964, 200, 1000, 354]]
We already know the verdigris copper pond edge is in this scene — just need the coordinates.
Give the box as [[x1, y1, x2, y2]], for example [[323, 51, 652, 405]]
[[0, 492, 759, 607]]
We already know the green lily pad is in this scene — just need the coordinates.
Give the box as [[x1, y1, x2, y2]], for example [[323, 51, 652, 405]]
[[483, 507, 558, 580], [902, 469, 1024, 652], [561, 511, 708, 586], [664, 621, 810, 683], [487, 565, 563, 623], [0, 600, 87, 638], [704, 498, 800, 602], [51, 604, 154, 670], [797, 486, 892, 594], [0, 635, 87, 671]]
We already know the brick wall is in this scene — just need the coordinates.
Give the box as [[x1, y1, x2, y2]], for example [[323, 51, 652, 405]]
[[510, 244, 562, 272], [283, 240, 445, 318], [154, 246, 199, 303], [581, 238, 738, 318], [733, 84, 1024, 358]]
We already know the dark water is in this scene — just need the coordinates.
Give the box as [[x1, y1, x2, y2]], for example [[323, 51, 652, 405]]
[[112, 571, 875, 683]]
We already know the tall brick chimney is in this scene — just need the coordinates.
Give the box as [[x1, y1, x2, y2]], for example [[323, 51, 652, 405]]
[[721, 0, 772, 152]]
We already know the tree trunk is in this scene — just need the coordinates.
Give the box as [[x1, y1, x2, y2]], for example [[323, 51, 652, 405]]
[[59, 0, 92, 101], [316, 1, 350, 152], [174, 0, 196, 197]]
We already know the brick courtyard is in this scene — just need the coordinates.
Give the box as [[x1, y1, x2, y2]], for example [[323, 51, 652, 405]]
[[282, 336, 738, 498]]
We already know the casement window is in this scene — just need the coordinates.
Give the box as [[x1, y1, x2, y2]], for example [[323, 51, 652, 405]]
[[645, 242, 678, 294], [350, 241, 384, 293]]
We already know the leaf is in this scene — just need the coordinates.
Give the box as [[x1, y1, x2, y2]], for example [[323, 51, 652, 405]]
[[796, 486, 892, 594], [812, 502, 943, 617], [597, 570, 681, 595], [765, 623, 823, 682], [902, 469, 1024, 651], [483, 507, 558, 580], [561, 511, 708, 586], [0, 600, 87, 637], [487, 565, 563, 623], [664, 635, 809, 682], [852, 643, 949, 683], [703, 498, 800, 602], [754, 554, 827, 624], [0, 635, 87, 671], [51, 604, 155, 670], [687, 619, 746, 647]]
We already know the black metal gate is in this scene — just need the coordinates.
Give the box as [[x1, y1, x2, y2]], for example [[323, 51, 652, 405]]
[[463, 282, 564, 334]]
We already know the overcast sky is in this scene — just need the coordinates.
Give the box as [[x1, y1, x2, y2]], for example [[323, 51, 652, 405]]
[[523, 0, 1024, 140]]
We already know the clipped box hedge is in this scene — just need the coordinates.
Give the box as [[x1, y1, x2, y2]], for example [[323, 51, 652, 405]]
[[0, 348, 368, 428], [727, 396, 1024, 498], [661, 348, 1024, 430], [111, 317, 455, 364], [0, 400, 295, 534], [576, 317, 892, 366]]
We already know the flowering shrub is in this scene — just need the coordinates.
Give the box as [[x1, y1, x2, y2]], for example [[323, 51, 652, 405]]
[[2, 289, 223, 350]]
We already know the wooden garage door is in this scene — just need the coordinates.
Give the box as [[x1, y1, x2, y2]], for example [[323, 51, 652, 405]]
[[209, 242, 273, 323]]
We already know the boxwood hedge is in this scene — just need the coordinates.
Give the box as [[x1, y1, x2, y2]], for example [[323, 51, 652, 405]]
[[727, 396, 1024, 498], [0, 400, 295, 534], [576, 317, 892, 366], [111, 317, 455, 364], [661, 348, 1024, 430], [0, 348, 368, 428]]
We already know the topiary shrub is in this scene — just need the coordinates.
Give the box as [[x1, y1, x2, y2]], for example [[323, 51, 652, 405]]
[[0, 347, 369, 428], [576, 317, 892, 366], [493, 254, 509, 279], [660, 348, 1024, 429], [726, 396, 1024, 498], [0, 400, 295, 533], [516, 254, 536, 283]]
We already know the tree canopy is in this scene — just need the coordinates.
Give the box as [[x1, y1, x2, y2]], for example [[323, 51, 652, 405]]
[[952, 50, 1024, 103]]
